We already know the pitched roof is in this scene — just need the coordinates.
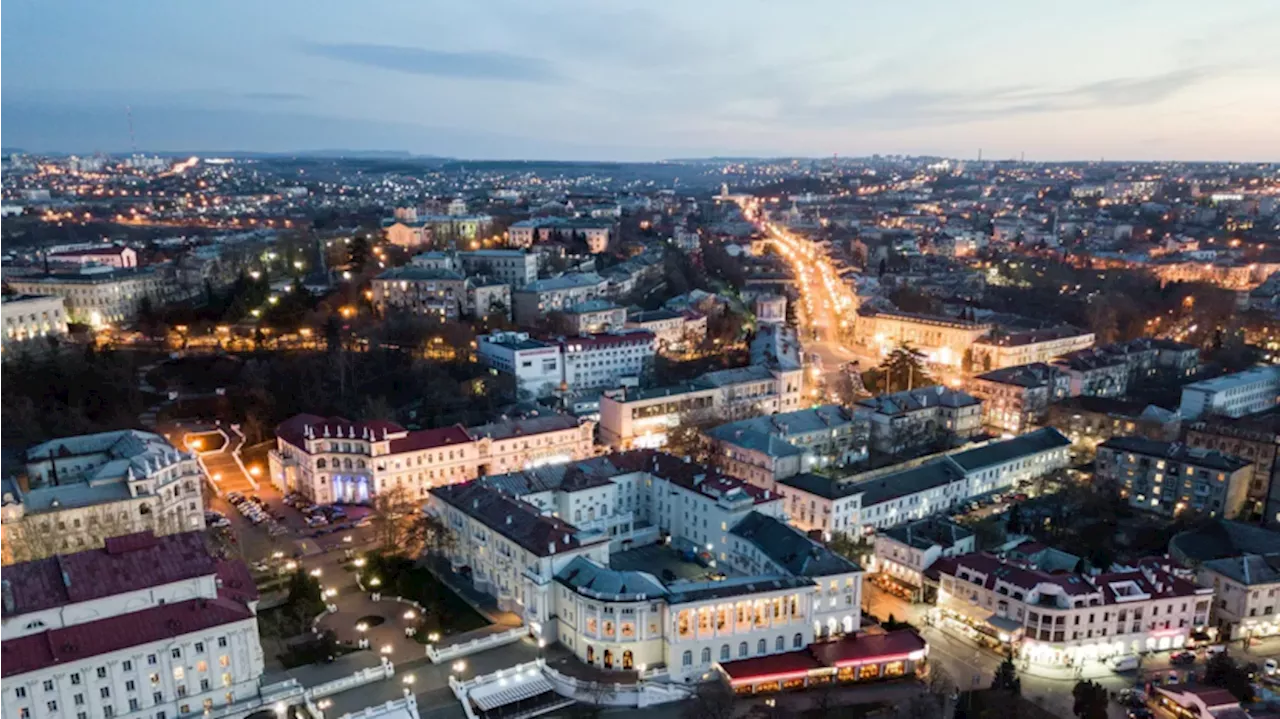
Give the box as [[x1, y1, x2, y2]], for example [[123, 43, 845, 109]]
[[430, 481, 601, 557], [947, 428, 1070, 472], [1, 531, 217, 617], [386, 424, 472, 454], [1098, 436, 1251, 472], [1, 596, 254, 678], [731, 511, 861, 577], [857, 386, 979, 416], [554, 556, 666, 601]]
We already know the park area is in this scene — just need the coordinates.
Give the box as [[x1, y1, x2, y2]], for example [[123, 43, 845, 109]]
[[358, 552, 488, 641]]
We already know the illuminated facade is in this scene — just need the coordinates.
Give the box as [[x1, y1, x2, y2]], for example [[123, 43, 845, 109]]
[[1, 294, 68, 355], [933, 552, 1212, 667], [852, 308, 991, 367], [1197, 554, 1280, 642], [5, 267, 172, 327], [428, 452, 865, 683], [1096, 436, 1254, 520], [269, 413, 594, 505]]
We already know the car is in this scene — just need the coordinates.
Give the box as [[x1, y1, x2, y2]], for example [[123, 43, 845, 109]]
[[226, 492, 244, 503], [1171, 651, 1196, 666], [1265, 658, 1278, 676], [1205, 644, 1227, 657], [354, 516, 372, 528], [307, 515, 329, 527], [1127, 709, 1153, 719]]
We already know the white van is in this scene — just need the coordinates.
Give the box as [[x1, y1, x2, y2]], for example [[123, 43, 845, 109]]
[[1205, 644, 1227, 657], [1109, 655, 1140, 672]]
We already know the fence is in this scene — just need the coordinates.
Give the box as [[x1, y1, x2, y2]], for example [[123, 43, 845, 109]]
[[427, 626, 529, 663], [448, 658, 692, 718], [303, 658, 396, 701]]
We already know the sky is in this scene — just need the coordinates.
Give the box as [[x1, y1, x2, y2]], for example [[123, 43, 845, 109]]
[[3, 0, 1279, 161]]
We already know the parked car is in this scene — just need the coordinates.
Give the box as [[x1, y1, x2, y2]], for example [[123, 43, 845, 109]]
[[307, 515, 329, 528], [1171, 651, 1196, 666], [1265, 658, 1278, 676], [1127, 709, 1153, 719], [1109, 655, 1140, 672]]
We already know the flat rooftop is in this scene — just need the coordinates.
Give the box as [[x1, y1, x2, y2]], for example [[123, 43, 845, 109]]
[[608, 543, 741, 585]]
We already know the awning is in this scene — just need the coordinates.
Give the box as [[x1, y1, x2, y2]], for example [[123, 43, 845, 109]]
[[469, 673, 556, 712], [985, 614, 1023, 634]]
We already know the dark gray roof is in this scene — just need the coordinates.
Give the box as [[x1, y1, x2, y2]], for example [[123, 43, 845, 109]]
[[975, 363, 1063, 388], [777, 472, 863, 501], [880, 516, 974, 550], [375, 266, 465, 282], [857, 386, 979, 416], [1169, 520, 1280, 563], [665, 575, 814, 604], [731, 511, 861, 577], [1098, 436, 1252, 472], [853, 459, 968, 506], [554, 556, 667, 600], [948, 428, 1070, 472], [1202, 554, 1280, 586]]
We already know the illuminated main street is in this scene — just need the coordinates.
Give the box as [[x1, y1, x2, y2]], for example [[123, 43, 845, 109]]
[[742, 200, 880, 380]]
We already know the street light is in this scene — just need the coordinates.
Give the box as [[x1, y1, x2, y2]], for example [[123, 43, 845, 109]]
[[452, 661, 467, 673]]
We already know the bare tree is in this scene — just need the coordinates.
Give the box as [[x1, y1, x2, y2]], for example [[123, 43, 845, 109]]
[[681, 681, 735, 719]]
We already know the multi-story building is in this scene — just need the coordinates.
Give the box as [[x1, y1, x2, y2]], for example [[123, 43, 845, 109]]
[[971, 363, 1070, 435], [778, 428, 1071, 536], [1092, 338, 1200, 383], [857, 386, 982, 456], [2, 294, 69, 356], [559, 331, 655, 392], [970, 325, 1094, 371], [563, 300, 627, 335], [1045, 396, 1180, 457], [598, 384, 720, 450], [0, 532, 266, 719], [6, 267, 172, 327], [1096, 436, 1254, 520], [47, 244, 139, 269], [933, 551, 1213, 667], [1179, 366, 1280, 420], [852, 308, 991, 368], [2, 430, 206, 565], [871, 516, 975, 600], [465, 278, 511, 320], [705, 405, 871, 490], [626, 309, 703, 352], [466, 415, 599, 476], [753, 295, 787, 325], [427, 451, 864, 682], [370, 267, 467, 320], [513, 273, 610, 327], [1197, 553, 1280, 641], [1052, 349, 1130, 398], [1185, 412, 1280, 527], [382, 215, 493, 248], [457, 250, 539, 289], [477, 331, 565, 399], [268, 413, 596, 505]]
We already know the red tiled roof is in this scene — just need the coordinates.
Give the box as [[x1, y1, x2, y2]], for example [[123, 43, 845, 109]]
[[215, 560, 260, 605], [388, 424, 473, 453], [719, 651, 823, 681], [611, 450, 780, 505], [1, 531, 217, 617], [719, 629, 927, 683], [809, 629, 927, 667], [274, 414, 409, 449], [933, 551, 1206, 604], [1, 597, 254, 678]]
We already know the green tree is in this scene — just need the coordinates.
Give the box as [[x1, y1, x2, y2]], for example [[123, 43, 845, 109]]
[[878, 344, 934, 393], [348, 235, 372, 273], [1204, 652, 1255, 702], [990, 656, 1021, 694], [1071, 680, 1108, 719]]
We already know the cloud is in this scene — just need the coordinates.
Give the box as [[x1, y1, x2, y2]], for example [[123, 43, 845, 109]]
[[242, 91, 308, 102], [302, 42, 560, 83]]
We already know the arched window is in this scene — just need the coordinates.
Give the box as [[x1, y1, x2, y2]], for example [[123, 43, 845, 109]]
[[343, 458, 353, 469], [682, 651, 692, 666], [317, 459, 327, 469], [738, 642, 748, 658], [719, 645, 729, 661], [623, 650, 633, 670], [357, 460, 366, 469], [587, 646, 595, 663], [758, 639, 767, 655], [793, 633, 803, 648], [701, 647, 711, 664], [776, 636, 785, 652], [139, 504, 151, 515]]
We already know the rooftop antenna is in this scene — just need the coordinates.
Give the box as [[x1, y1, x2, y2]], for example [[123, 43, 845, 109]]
[[127, 105, 137, 154]]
